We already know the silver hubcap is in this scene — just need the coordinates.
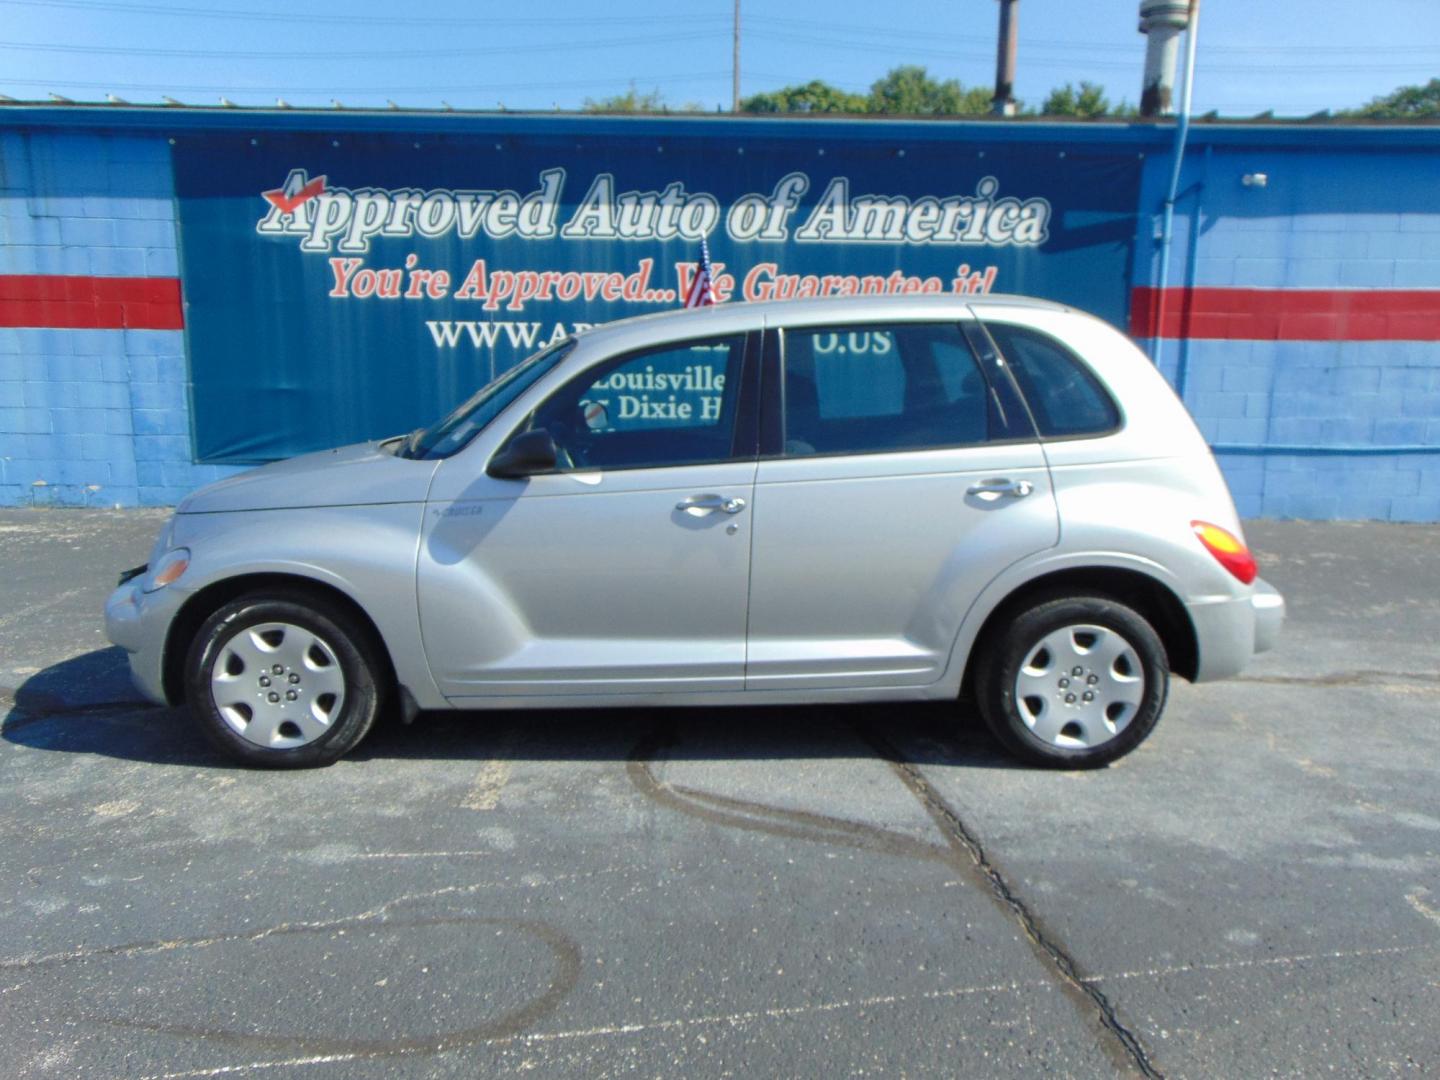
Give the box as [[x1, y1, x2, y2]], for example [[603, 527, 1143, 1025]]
[[209, 622, 346, 749], [1014, 623, 1145, 749]]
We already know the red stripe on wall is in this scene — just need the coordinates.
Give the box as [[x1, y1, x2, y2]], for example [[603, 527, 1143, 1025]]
[[0, 274, 184, 330], [1130, 286, 1440, 341]]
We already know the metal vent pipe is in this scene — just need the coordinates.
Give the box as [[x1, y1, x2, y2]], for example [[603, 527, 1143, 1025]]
[[1138, 0, 1192, 116], [992, 0, 1019, 117]]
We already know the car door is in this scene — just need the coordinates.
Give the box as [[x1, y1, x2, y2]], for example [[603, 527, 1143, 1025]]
[[418, 330, 759, 700], [745, 318, 1059, 690]]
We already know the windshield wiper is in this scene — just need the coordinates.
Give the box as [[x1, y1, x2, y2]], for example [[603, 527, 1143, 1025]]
[[387, 428, 421, 459]]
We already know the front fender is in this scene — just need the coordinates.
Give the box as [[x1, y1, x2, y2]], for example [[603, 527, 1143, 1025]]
[[168, 504, 446, 709]]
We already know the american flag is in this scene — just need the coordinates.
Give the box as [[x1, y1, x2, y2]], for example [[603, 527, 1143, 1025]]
[[682, 238, 716, 308]]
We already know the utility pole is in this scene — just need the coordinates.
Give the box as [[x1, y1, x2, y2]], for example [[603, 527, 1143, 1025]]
[[992, 0, 1018, 116], [732, 0, 741, 112]]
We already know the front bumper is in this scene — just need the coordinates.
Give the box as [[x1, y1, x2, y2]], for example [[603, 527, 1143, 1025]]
[[104, 577, 186, 705], [1186, 575, 1285, 682]]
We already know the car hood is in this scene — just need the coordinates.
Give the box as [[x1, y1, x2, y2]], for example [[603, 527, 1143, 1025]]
[[177, 441, 440, 514]]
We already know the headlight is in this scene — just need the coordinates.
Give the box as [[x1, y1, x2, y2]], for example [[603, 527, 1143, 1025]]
[[143, 547, 190, 592]]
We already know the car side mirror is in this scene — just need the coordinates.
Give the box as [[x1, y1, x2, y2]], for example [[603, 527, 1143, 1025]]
[[487, 429, 559, 479]]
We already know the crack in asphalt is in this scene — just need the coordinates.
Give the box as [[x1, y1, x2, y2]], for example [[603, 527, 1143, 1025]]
[[91, 915, 582, 1057], [628, 722, 1164, 1078], [3, 905, 583, 1057], [859, 727, 1165, 1080], [1233, 670, 1440, 688], [625, 728, 951, 865]]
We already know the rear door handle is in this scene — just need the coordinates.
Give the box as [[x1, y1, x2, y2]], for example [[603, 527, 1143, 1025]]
[[676, 494, 747, 516], [967, 478, 1034, 498]]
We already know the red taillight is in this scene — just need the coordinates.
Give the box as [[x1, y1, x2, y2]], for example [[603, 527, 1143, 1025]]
[[1191, 521, 1258, 585]]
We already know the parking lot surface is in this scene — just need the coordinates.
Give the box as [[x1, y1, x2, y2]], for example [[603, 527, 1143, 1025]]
[[1, 509, 1437, 1078]]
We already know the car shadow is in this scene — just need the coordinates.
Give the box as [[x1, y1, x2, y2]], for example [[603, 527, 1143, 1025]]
[[2, 648, 1025, 772]]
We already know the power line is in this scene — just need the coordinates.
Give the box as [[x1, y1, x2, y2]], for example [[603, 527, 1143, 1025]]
[[1149, 41, 1440, 54], [755, 30, 994, 64], [1184, 61, 1440, 73], [0, 0, 728, 26], [3, 6, 1432, 74], [5, 0, 1430, 56], [0, 72, 735, 96], [747, 29, 1439, 74], [747, 14, 1440, 56], [0, 30, 723, 61], [6, 0, 1437, 65]]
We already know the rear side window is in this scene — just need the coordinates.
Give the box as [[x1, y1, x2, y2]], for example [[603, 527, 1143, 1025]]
[[983, 323, 1120, 438], [780, 323, 1009, 457]]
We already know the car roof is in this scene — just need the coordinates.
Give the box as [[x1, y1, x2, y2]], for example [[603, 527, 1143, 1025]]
[[572, 293, 1073, 348]]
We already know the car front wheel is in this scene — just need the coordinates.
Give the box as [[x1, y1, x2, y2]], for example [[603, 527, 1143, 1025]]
[[185, 593, 383, 768], [976, 594, 1169, 768]]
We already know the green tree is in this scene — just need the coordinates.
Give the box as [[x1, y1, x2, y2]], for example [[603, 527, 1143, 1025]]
[[741, 79, 869, 114], [583, 83, 701, 113], [1347, 78, 1440, 118], [866, 65, 992, 115], [1041, 81, 1112, 118]]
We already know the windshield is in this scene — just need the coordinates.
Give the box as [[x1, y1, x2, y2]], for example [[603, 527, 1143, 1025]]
[[402, 339, 576, 460]]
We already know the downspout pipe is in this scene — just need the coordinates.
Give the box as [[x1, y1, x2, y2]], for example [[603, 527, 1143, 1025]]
[[1151, 0, 1200, 378], [1172, 142, 1210, 399]]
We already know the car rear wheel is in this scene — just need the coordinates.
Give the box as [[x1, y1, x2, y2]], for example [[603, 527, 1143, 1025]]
[[185, 593, 383, 768], [975, 594, 1169, 768]]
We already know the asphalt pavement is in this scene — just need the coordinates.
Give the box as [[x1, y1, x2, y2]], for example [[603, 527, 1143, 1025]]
[[0, 509, 1437, 1078]]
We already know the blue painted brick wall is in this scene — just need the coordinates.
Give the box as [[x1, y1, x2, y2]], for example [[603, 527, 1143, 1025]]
[[4, 122, 1440, 519], [0, 129, 243, 507], [1139, 142, 1440, 522]]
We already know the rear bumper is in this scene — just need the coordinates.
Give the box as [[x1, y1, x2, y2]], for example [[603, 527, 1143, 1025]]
[[1250, 579, 1285, 655], [1186, 576, 1285, 682]]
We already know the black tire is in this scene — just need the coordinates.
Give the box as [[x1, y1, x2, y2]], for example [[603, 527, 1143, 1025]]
[[974, 593, 1169, 769], [185, 592, 384, 768]]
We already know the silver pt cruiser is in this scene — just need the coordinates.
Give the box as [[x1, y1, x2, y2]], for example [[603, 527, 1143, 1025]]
[[106, 295, 1283, 769]]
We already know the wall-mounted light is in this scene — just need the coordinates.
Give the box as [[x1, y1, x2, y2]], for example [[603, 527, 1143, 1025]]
[[1242, 172, 1269, 188]]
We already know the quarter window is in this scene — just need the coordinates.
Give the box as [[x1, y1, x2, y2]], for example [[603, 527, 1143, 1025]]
[[525, 334, 746, 471], [983, 323, 1120, 438], [780, 323, 1002, 456]]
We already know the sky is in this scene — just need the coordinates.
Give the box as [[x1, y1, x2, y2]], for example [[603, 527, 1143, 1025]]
[[0, 0, 1437, 117]]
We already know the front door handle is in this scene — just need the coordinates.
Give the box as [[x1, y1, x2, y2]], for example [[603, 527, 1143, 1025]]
[[676, 494, 747, 516], [967, 478, 1034, 499]]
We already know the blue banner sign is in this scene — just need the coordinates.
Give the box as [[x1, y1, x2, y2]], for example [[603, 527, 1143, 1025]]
[[173, 125, 1139, 462]]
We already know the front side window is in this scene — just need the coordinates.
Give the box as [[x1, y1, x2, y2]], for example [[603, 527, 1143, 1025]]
[[780, 323, 1003, 457], [406, 339, 575, 460], [523, 334, 747, 471], [983, 323, 1120, 438]]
